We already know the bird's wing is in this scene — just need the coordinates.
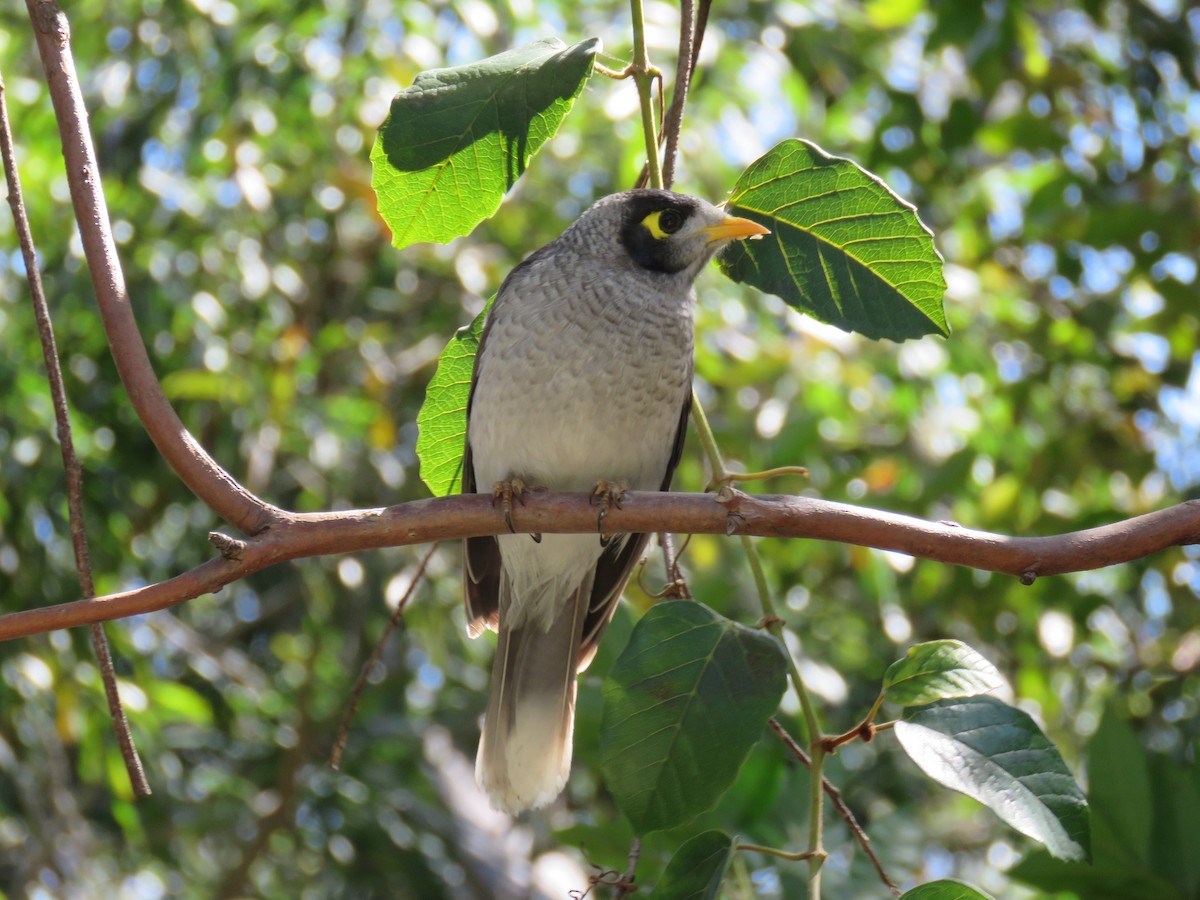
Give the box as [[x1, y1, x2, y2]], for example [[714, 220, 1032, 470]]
[[461, 246, 560, 637], [463, 311, 501, 637], [577, 362, 694, 671]]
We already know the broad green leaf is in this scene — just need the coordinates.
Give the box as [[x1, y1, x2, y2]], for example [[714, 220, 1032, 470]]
[[600, 602, 788, 834], [1087, 706, 1151, 867], [899, 880, 997, 900], [415, 301, 490, 496], [882, 640, 1008, 707], [1007, 855, 1182, 900], [1010, 707, 1200, 899], [718, 138, 948, 341], [895, 696, 1089, 861], [371, 37, 600, 250], [1148, 754, 1200, 897], [646, 831, 734, 900]]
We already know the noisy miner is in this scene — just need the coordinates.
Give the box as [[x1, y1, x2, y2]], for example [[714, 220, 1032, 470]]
[[462, 188, 769, 813]]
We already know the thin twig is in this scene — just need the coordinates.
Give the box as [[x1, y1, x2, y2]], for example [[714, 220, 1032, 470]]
[[709, 465, 810, 489], [629, 0, 663, 189], [330, 543, 439, 769], [735, 841, 822, 863], [656, 532, 693, 599], [821, 695, 885, 754], [636, 0, 711, 189], [0, 71, 150, 797], [769, 719, 900, 895], [0, 492, 1196, 642], [689, 0, 712, 78], [611, 836, 641, 899], [594, 61, 633, 79], [25, 0, 277, 536], [660, 0, 694, 189]]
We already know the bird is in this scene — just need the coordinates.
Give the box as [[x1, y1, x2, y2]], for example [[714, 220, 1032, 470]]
[[461, 189, 769, 814]]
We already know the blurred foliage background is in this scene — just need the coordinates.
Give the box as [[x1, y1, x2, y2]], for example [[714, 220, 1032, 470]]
[[0, 0, 1197, 897]]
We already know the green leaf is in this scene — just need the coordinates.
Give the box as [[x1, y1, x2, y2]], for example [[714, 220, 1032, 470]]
[[148, 681, 214, 726], [415, 300, 490, 496], [1007, 855, 1182, 900], [718, 138, 948, 341], [1010, 706, 1199, 899], [1148, 753, 1200, 897], [894, 696, 1089, 861], [898, 880, 997, 900], [882, 640, 1008, 707], [371, 37, 600, 250], [646, 831, 735, 900], [1087, 705, 1152, 867], [600, 602, 788, 834]]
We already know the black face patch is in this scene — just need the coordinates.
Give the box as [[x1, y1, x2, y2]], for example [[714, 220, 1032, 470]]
[[619, 191, 701, 274]]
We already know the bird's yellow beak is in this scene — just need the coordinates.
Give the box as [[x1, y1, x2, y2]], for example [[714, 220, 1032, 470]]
[[702, 214, 771, 243]]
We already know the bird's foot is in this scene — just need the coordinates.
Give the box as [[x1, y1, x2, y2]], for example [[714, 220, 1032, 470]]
[[591, 479, 627, 546], [492, 477, 530, 535]]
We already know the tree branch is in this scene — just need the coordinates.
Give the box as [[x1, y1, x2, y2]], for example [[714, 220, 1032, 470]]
[[0, 70, 150, 797], [658, 0, 693, 190], [1, 492, 1195, 642], [25, 0, 277, 536]]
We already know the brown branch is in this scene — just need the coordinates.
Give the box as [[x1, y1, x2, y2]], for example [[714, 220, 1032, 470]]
[[635, 0, 711, 190], [25, 0, 276, 536], [656, 531, 693, 599], [0, 71, 150, 797], [611, 836, 641, 899], [1, 491, 1196, 642], [660, 0, 694, 189], [769, 719, 900, 896]]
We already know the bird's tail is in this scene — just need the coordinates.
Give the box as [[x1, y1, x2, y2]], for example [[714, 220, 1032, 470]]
[[476, 568, 591, 814]]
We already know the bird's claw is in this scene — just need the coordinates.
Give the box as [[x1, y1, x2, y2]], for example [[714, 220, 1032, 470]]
[[591, 479, 627, 546], [492, 477, 528, 534]]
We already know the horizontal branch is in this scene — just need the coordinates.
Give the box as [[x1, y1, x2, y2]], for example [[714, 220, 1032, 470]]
[[2, 492, 1197, 642]]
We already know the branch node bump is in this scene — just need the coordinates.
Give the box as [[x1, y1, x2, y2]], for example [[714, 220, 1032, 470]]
[[209, 532, 247, 560], [714, 485, 748, 534], [1019, 570, 1038, 586]]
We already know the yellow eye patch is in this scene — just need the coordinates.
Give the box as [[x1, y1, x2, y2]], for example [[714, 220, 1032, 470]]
[[641, 208, 685, 238]]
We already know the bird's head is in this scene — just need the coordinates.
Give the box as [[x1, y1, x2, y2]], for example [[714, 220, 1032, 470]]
[[573, 189, 770, 281]]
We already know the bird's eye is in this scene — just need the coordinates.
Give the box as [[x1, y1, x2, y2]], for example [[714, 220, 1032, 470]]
[[657, 209, 684, 234], [642, 208, 687, 238]]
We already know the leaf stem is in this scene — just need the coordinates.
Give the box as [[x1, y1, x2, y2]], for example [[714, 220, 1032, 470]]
[[629, 0, 663, 189], [594, 61, 632, 79], [823, 693, 886, 751], [735, 841, 824, 862], [688, 391, 727, 480], [709, 465, 810, 490]]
